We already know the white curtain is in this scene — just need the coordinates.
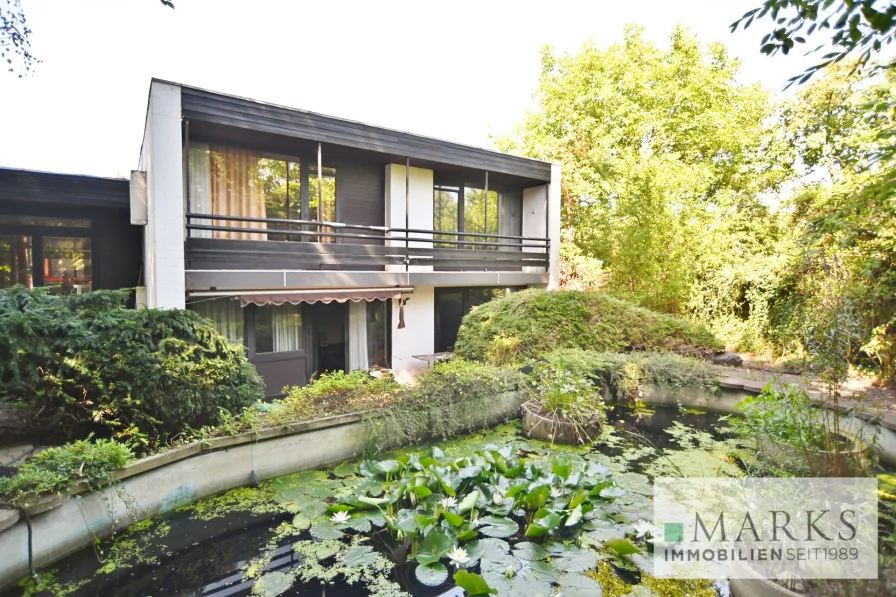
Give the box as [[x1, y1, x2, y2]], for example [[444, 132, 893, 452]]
[[191, 298, 244, 344], [188, 143, 212, 239], [348, 300, 369, 371], [273, 303, 303, 351]]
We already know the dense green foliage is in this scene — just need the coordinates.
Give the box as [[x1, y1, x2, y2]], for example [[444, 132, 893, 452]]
[[537, 349, 720, 402], [503, 25, 896, 383], [0, 437, 133, 508], [0, 287, 264, 450], [453, 289, 722, 365]]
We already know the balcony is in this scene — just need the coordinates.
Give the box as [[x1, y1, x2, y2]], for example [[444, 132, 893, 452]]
[[184, 213, 549, 273]]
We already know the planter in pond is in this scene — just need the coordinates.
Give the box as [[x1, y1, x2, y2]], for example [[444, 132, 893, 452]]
[[729, 564, 805, 597], [756, 436, 869, 477], [520, 400, 602, 445]]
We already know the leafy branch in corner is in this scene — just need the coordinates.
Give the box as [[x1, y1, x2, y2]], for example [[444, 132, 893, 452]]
[[731, 0, 896, 86]]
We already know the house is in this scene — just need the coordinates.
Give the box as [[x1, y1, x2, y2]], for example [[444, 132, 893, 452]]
[[2, 78, 561, 396], [0, 168, 142, 295]]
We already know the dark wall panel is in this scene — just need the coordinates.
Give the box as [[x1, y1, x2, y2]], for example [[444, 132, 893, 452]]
[[337, 161, 384, 245]]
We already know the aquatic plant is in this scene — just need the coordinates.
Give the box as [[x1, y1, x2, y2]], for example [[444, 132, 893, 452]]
[[278, 445, 652, 595]]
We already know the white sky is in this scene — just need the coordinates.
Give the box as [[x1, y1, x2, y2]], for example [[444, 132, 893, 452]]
[[0, 0, 817, 179]]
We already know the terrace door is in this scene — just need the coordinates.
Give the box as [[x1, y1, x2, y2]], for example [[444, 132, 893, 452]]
[[305, 302, 348, 379]]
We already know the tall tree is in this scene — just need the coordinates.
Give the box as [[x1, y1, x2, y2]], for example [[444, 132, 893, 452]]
[[501, 26, 790, 313]]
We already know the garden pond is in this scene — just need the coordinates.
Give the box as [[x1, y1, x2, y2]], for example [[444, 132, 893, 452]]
[[0, 406, 795, 597]]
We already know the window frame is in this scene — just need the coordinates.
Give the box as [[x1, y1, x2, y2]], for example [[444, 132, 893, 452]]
[[0, 208, 96, 290]]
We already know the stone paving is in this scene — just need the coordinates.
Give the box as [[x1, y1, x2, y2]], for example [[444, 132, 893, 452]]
[[0, 444, 33, 468]]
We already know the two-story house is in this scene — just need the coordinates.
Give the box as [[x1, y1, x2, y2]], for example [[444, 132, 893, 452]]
[[2, 78, 561, 397]]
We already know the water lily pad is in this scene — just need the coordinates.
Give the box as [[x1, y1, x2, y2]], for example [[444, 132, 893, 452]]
[[565, 504, 583, 527], [343, 545, 379, 567], [478, 515, 519, 538], [600, 486, 627, 499], [252, 571, 295, 597], [309, 522, 343, 540], [292, 512, 311, 531], [512, 542, 547, 561], [467, 537, 510, 563], [482, 567, 552, 597], [333, 461, 357, 477], [453, 570, 498, 596], [555, 572, 603, 597], [415, 562, 449, 586], [606, 537, 639, 555], [546, 543, 597, 573]]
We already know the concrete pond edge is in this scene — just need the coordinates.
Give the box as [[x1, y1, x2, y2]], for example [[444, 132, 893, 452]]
[[1, 381, 894, 591]]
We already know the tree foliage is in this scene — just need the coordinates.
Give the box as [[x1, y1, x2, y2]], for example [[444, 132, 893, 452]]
[[0, 286, 263, 451], [501, 26, 790, 313], [504, 24, 896, 383], [731, 0, 896, 85]]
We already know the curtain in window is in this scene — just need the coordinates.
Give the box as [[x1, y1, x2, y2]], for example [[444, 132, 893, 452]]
[[191, 298, 245, 344], [273, 303, 303, 351], [189, 144, 268, 240], [348, 300, 369, 371], [366, 300, 388, 367]]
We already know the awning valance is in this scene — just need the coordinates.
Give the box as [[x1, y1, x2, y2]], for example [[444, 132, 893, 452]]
[[239, 287, 414, 307]]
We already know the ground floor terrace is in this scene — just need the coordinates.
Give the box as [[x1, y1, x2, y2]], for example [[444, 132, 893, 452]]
[[188, 285, 527, 395]]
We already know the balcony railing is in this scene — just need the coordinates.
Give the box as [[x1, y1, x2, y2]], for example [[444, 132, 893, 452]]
[[185, 213, 549, 271]]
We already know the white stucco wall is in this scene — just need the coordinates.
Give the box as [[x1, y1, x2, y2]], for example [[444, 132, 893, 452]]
[[548, 163, 562, 289], [522, 185, 548, 275], [391, 285, 434, 382], [138, 81, 185, 309], [384, 164, 434, 273]]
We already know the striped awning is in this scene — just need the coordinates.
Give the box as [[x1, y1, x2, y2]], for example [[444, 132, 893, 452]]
[[239, 287, 414, 307]]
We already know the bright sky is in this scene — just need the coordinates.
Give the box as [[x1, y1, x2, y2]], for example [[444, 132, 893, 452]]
[[0, 0, 817, 179]]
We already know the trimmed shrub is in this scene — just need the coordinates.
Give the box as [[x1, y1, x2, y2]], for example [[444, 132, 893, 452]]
[[453, 289, 723, 364], [0, 287, 263, 450]]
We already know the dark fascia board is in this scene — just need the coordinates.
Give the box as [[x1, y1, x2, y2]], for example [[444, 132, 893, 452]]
[[0, 167, 130, 209], [154, 78, 552, 182]]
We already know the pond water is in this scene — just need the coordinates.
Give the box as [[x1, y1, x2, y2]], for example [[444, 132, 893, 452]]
[[2, 406, 745, 597]]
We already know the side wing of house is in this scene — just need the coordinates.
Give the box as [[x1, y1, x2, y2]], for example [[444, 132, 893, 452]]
[[0, 168, 142, 297]]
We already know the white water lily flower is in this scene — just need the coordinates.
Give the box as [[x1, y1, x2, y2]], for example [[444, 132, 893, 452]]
[[447, 546, 470, 567], [439, 496, 458, 509], [632, 519, 662, 540], [550, 486, 563, 499], [331, 511, 351, 524], [492, 491, 505, 505]]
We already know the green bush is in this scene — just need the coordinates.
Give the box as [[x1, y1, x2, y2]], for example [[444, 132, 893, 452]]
[[0, 437, 133, 508], [271, 370, 399, 424], [537, 348, 720, 402], [366, 359, 527, 450], [453, 289, 723, 365], [0, 287, 264, 450]]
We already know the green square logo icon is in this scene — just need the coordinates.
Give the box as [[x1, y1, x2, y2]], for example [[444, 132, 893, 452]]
[[664, 522, 684, 543]]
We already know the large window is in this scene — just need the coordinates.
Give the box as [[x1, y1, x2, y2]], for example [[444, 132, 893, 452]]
[[254, 303, 304, 353], [0, 215, 92, 293], [433, 183, 500, 249], [188, 144, 338, 242], [189, 300, 304, 354]]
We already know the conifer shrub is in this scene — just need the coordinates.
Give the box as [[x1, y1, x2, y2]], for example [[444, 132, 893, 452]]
[[0, 286, 263, 450]]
